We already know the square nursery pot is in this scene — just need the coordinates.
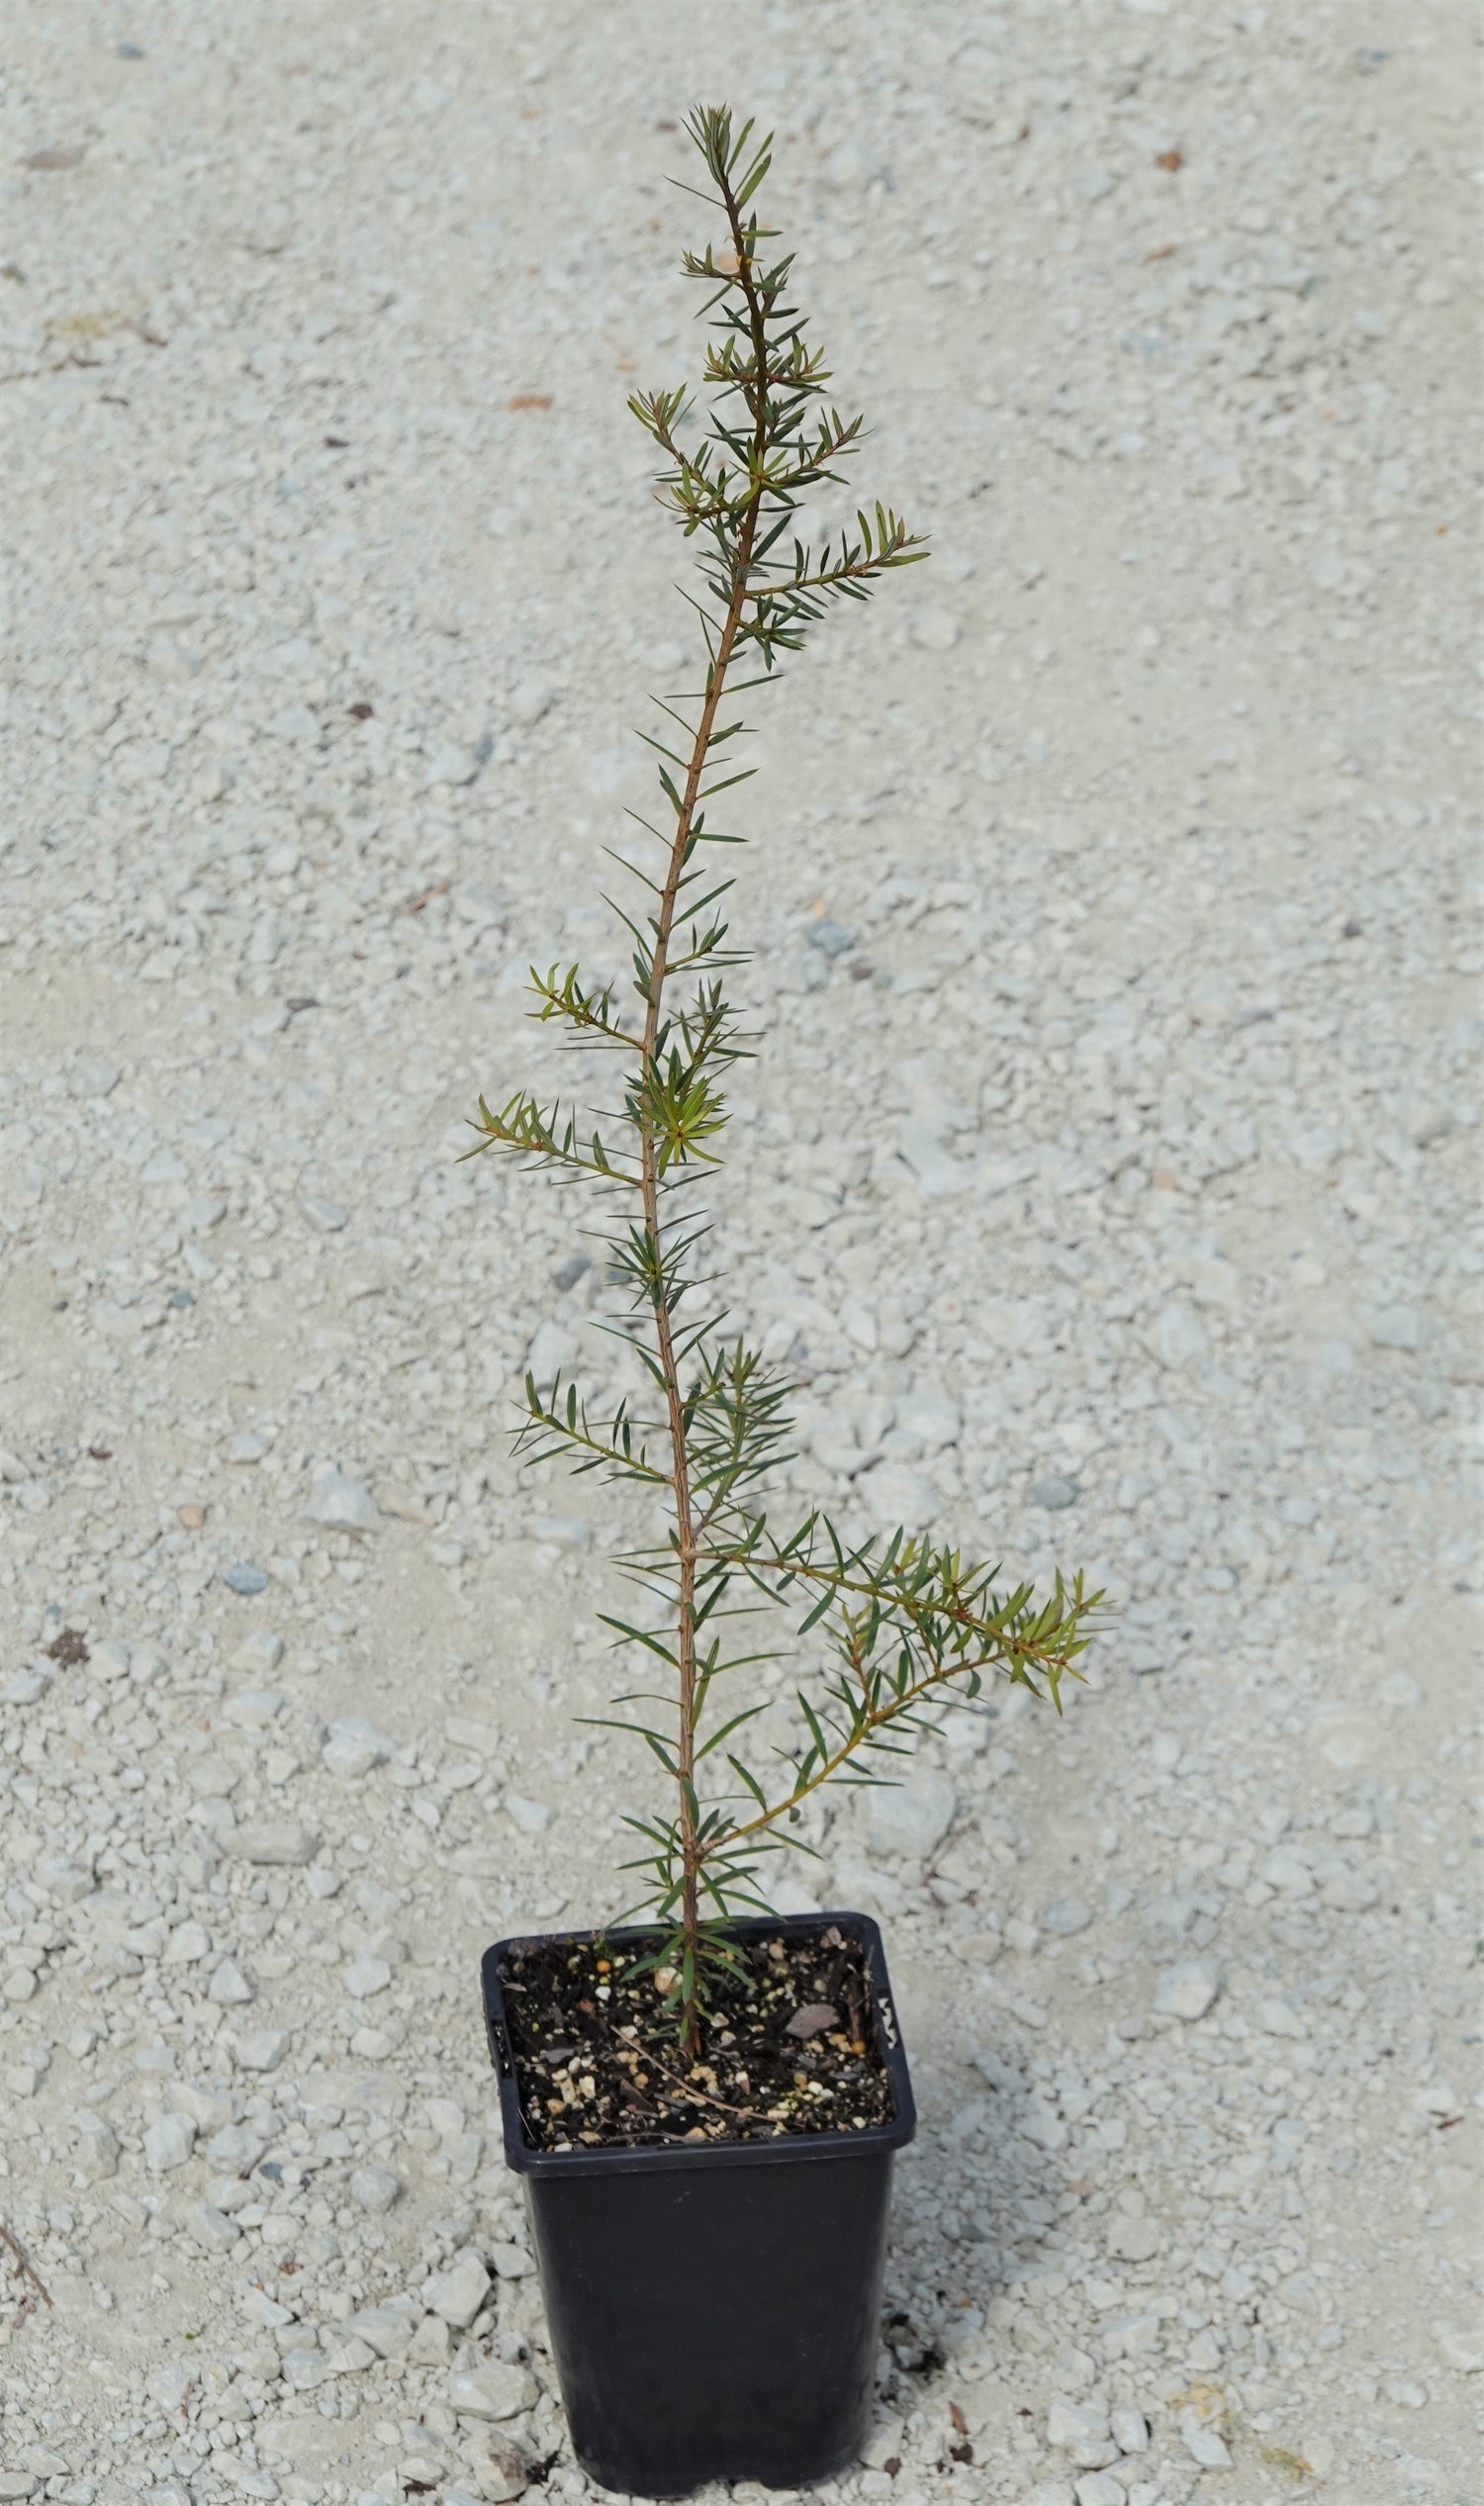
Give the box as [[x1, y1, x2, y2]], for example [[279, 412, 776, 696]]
[[482, 1909, 916, 2498]]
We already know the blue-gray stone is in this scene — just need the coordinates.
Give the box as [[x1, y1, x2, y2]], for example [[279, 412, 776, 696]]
[[1029, 1475, 1080, 1511], [223, 1562, 269, 1596]]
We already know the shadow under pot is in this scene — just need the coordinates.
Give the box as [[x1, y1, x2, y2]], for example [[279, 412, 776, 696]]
[[482, 1908, 917, 2499]]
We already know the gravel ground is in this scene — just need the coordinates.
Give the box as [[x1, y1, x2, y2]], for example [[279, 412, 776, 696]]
[[1, 6, 1479, 2506]]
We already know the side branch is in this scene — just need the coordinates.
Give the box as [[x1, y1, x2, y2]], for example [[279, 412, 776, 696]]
[[515, 1375, 673, 1486], [462, 1091, 643, 1188], [708, 1636, 1082, 1858]]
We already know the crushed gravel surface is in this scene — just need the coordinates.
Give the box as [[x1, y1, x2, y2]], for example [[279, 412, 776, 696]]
[[1, 6, 1479, 2505]]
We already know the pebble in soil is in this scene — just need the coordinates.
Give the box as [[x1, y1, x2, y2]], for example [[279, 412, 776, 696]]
[[498, 1925, 894, 2150]]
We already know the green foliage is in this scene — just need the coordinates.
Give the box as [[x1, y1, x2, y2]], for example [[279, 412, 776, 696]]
[[463, 106, 1103, 2049]]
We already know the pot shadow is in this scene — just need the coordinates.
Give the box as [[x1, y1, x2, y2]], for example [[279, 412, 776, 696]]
[[882, 2051, 1089, 2375]]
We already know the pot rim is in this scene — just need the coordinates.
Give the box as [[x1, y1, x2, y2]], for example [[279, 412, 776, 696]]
[[483, 1907, 917, 2178]]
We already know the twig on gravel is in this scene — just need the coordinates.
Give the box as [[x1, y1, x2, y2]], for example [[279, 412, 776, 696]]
[[0, 2221, 53, 2310]]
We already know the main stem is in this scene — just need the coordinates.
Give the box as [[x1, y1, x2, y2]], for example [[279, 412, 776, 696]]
[[646, 182, 772, 2057]]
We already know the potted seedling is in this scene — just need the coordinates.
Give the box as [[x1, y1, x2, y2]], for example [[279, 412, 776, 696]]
[[464, 107, 1100, 2499]]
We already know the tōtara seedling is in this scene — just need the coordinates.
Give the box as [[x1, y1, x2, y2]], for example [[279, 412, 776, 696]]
[[465, 105, 1101, 2058]]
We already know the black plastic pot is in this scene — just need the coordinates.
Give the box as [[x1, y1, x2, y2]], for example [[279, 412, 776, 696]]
[[482, 1909, 915, 2499]]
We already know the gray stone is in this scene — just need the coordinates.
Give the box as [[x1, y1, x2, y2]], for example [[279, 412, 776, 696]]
[[1150, 1301, 1209, 1368], [349, 2164, 403, 2214], [1073, 2475, 1127, 2506], [490, 2241, 534, 2279], [148, 2362, 194, 2411], [424, 742, 483, 788], [68, 1058, 121, 1100], [1179, 2413, 1232, 2468], [223, 1688, 283, 1728], [859, 1457, 941, 1525], [909, 609, 961, 654], [281, 2349, 333, 2394], [447, 2359, 538, 2421], [343, 1953, 392, 1999], [299, 1194, 349, 1233], [207, 2124, 266, 2171], [185, 2200, 242, 2253], [460, 2434, 532, 2502], [1110, 2407, 1149, 2454], [74, 2112, 120, 2179], [1153, 1958, 1221, 2021], [1369, 1305, 1429, 1350], [410, 2310, 454, 2365], [303, 1463, 380, 1532], [821, 136, 882, 191], [208, 1959, 255, 2005], [526, 1317, 577, 1382], [531, 1515, 591, 1549], [323, 1715, 396, 1777], [223, 1562, 270, 1596], [343, 2298, 419, 2359], [38, 1855, 95, 1905], [509, 673, 556, 726], [325, 2332, 378, 2373], [1377, 1669, 1422, 1708], [1254, 1995, 1307, 2039], [1048, 2396, 1112, 2456], [1042, 1898, 1093, 1936], [231, 2029, 291, 2074], [143, 2112, 197, 2172], [1259, 1846, 1314, 1895], [895, 1120, 968, 1196], [232, 1822, 318, 1866], [1107, 2216, 1160, 2262], [862, 1767, 957, 1861], [169, 2081, 234, 2132], [232, 1629, 284, 1673], [951, 1927, 1003, 1965], [1030, 1475, 1080, 1511], [1433, 2321, 1484, 2374], [891, 1389, 962, 1451], [425, 2248, 491, 2328]]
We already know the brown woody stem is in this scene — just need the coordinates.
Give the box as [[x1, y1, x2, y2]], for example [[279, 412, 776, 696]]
[[643, 167, 774, 2057]]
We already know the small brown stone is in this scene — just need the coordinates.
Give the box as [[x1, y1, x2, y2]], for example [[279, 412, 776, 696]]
[[786, 2002, 839, 2041]]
